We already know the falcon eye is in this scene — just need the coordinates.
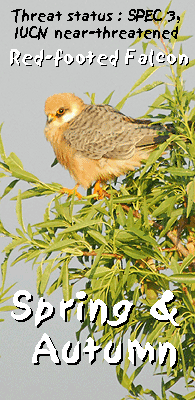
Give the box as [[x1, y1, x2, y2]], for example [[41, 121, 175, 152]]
[[56, 108, 65, 117]]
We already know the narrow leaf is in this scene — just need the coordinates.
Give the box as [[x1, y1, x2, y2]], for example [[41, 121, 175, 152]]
[[182, 59, 195, 72], [187, 178, 195, 217], [51, 157, 58, 167], [87, 230, 108, 245], [103, 91, 115, 104], [0, 179, 19, 199], [40, 261, 53, 294], [16, 189, 26, 232], [0, 124, 6, 162], [168, 273, 195, 284], [129, 82, 164, 98], [115, 67, 163, 110], [176, 35, 193, 42]]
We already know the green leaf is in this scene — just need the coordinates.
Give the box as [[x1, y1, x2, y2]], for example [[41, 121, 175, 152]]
[[171, 11, 186, 47], [43, 238, 84, 252], [168, 273, 195, 284], [161, 378, 166, 400], [147, 321, 167, 343], [180, 254, 195, 273], [88, 245, 105, 279], [176, 35, 193, 42], [130, 30, 154, 46], [0, 123, 7, 162], [6, 152, 23, 169], [0, 220, 12, 237], [11, 169, 40, 183], [118, 245, 145, 258], [51, 157, 58, 167], [188, 143, 195, 159], [40, 260, 54, 294], [139, 136, 173, 178], [142, 42, 148, 53], [148, 39, 159, 48], [132, 285, 140, 306], [116, 204, 126, 226], [10, 252, 30, 266], [85, 267, 111, 279], [127, 361, 147, 389], [115, 67, 163, 110], [174, 138, 188, 153], [113, 196, 138, 204], [0, 179, 19, 199], [130, 31, 145, 46], [160, 210, 182, 238], [0, 172, 7, 178], [129, 82, 164, 98], [187, 178, 195, 217], [130, 67, 164, 93], [144, 388, 161, 400], [11, 184, 60, 200], [62, 259, 72, 305], [103, 91, 115, 104], [116, 365, 131, 390], [170, 257, 180, 274], [182, 59, 195, 72], [183, 391, 195, 400], [16, 189, 26, 232], [127, 228, 156, 246], [87, 230, 108, 245], [152, 196, 177, 218], [167, 168, 195, 177], [85, 92, 96, 104], [163, 0, 172, 18], [91, 93, 96, 104], [141, 94, 165, 117], [0, 306, 17, 312], [189, 107, 195, 121]]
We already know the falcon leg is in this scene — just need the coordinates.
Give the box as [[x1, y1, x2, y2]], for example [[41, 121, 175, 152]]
[[93, 180, 104, 199], [60, 183, 82, 200]]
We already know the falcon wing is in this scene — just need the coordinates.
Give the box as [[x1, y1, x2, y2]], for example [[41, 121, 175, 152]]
[[63, 104, 169, 160]]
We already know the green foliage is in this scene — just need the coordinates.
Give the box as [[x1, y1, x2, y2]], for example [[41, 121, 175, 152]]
[[0, 281, 17, 323], [1, 3, 195, 399]]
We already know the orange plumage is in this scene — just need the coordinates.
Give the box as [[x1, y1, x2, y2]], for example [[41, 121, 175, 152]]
[[44, 93, 169, 191]]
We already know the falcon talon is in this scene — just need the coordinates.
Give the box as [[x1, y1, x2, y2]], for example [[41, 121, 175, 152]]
[[60, 184, 82, 200], [44, 92, 171, 193]]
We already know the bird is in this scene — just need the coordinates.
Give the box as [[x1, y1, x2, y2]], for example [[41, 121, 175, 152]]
[[44, 93, 170, 198]]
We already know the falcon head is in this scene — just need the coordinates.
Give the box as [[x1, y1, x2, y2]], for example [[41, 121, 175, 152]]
[[44, 93, 85, 128]]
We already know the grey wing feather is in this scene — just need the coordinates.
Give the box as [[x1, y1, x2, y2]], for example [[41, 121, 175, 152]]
[[63, 104, 169, 160]]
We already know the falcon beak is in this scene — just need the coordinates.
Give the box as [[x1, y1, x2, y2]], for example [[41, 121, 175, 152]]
[[47, 113, 55, 123]]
